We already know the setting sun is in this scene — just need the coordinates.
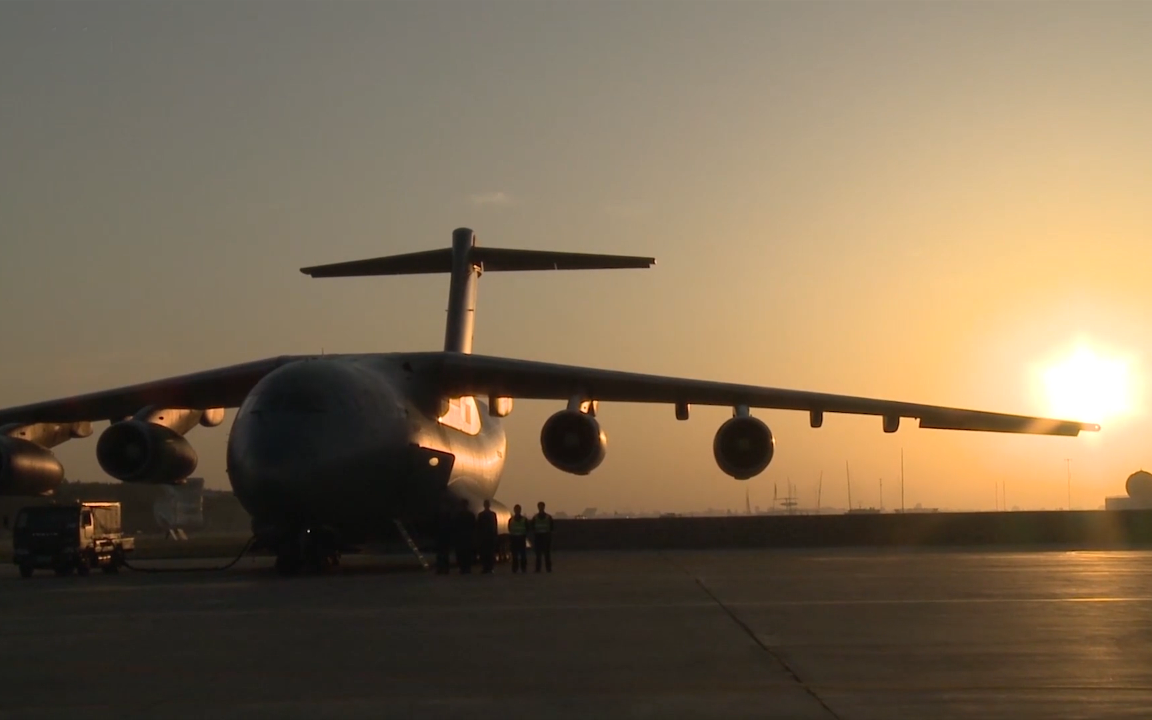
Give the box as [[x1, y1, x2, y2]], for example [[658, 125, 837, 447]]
[[1041, 346, 1133, 423]]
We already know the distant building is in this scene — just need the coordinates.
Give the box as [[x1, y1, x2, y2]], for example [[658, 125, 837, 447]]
[[1105, 470, 1152, 510], [894, 503, 940, 514]]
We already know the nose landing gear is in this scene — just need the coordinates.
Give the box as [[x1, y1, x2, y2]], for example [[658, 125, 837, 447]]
[[274, 526, 341, 576]]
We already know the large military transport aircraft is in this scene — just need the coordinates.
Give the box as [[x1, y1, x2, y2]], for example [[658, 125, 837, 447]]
[[0, 228, 1100, 573]]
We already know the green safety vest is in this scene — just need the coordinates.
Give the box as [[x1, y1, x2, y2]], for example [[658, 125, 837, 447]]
[[534, 514, 552, 533], [509, 517, 527, 536]]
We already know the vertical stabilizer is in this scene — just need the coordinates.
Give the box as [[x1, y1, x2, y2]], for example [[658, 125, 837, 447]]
[[444, 228, 478, 353]]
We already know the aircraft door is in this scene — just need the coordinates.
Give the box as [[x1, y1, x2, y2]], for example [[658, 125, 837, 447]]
[[80, 509, 94, 545]]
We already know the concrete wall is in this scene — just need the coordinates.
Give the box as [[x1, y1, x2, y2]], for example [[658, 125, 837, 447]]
[[550, 511, 1152, 551]]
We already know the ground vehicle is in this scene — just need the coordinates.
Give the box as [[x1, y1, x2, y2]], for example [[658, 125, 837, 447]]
[[12, 502, 134, 578]]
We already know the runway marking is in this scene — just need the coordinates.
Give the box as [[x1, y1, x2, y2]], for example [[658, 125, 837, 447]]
[[692, 575, 843, 720], [655, 553, 844, 719]]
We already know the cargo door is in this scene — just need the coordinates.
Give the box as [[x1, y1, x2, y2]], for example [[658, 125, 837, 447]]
[[92, 506, 120, 537]]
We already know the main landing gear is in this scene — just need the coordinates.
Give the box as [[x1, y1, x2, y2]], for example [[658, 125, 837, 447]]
[[275, 526, 340, 576]]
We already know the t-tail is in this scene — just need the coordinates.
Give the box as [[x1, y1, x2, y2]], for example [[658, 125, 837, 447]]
[[300, 228, 655, 353]]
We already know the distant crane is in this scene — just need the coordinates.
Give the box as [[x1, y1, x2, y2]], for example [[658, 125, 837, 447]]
[[781, 477, 797, 515], [900, 448, 905, 514]]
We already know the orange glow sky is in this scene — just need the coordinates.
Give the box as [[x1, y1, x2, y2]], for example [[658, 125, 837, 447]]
[[1, 2, 1149, 513]]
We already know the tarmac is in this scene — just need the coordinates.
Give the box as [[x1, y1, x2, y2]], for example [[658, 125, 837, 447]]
[[2, 548, 1151, 720]]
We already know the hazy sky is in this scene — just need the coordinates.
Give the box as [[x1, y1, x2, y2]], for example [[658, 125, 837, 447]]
[[2, 1, 1150, 514]]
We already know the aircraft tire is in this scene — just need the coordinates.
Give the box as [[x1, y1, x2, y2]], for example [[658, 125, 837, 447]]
[[275, 550, 302, 576]]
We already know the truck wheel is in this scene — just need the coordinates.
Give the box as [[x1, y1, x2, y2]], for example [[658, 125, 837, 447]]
[[76, 559, 90, 576], [18, 564, 33, 579]]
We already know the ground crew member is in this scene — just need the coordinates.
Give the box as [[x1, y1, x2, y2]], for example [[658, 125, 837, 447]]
[[477, 499, 498, 574], [532, 501, 554, 573], [507, 504, 529, 573], [434, 499, 454, 574], [453, 499, 476, 574]]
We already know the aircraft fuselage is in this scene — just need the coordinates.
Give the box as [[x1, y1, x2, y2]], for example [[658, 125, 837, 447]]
[[225, 354, 507, 545]]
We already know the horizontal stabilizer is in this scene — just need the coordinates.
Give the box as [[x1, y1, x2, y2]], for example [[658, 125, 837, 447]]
[[301, 247, 654, 278], [300, 228, 655, 354], [471, 247, 655, 272], [301, 248, 454, 278]]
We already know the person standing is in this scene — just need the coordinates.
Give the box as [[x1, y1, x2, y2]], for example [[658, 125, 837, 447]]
[[453, 499, 476, 574], [434, 499, 454, 575], [532, 501, 554, 573], [507, 504, 528, 573], [476, 499, 498, 574]]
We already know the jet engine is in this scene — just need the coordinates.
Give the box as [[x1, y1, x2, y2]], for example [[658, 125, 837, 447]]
[[0, 437, 65, 496], [96, 416, 199, 484], [713, 415, 774, 480], [540, 410, 607, 475]]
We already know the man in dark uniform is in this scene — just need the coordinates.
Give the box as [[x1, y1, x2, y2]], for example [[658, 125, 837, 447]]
[[532, 501, 554, 573], [434, 498, 454, 574], [476, 499, 498, 574], [507, 504, 528, 573], [453, 499, 476, 574]]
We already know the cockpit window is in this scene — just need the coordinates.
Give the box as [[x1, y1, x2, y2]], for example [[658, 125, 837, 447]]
[[255, 387, 328, 414], [438, 396, 481, 435]]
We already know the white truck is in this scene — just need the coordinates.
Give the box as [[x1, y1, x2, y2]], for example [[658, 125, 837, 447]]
[[13, 502, 135, 577]]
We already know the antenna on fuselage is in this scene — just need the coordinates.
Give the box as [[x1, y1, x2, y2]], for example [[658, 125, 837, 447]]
[[299, 228, 655, 354]]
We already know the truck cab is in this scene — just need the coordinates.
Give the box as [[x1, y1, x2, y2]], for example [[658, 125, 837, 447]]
[[13, 502, 134, 578]]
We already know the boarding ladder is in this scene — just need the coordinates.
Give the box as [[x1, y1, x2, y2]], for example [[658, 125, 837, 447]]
[[392, 519, 430, 570]]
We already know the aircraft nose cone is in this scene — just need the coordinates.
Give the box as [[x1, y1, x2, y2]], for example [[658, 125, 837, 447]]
[[225, 358, 402, 520]]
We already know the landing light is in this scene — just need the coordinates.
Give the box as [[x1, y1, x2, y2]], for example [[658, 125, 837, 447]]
[[428, 457, 439, 467]]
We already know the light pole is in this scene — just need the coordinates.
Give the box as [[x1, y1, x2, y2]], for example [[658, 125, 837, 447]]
[[1065, 458, 1072, 510]]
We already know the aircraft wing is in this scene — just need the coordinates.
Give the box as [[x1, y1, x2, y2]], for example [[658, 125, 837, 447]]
[[0, 356, 306, 426], [425, 353, 1101, 436]]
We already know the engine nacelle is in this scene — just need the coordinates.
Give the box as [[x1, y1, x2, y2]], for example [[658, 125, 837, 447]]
[[540, 410, 607, 475], [713, 416, 775, 480], [96, 420, 198, 484], [200, 408, 226, 428], [0, 437, 65, 496]]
